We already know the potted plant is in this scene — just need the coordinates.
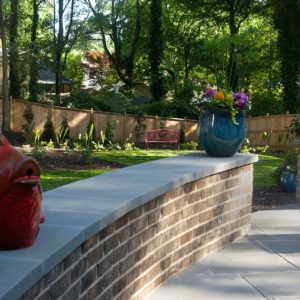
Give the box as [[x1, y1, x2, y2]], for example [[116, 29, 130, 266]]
[[273, 152, 297, 193], [192, 87, 250, 157]]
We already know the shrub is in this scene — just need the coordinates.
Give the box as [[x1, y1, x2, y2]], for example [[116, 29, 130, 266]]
[[104, 120, 119, 144], [288, 116, 300, 138], [180, 141, 198, 150], [86, 114, 96, 146], [22, 104, 35, 145], [58, 113, 70, 144], [40, 111, 57, 145]]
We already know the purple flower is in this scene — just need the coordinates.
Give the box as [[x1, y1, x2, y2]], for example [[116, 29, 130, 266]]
[[204, 88, 215, 98], [233, 92, 248, 109]]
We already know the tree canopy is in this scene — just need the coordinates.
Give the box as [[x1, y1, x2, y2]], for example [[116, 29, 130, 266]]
[[1, 0, 300, 131]]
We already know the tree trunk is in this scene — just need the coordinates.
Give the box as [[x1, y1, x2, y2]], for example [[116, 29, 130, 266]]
[[0, 0, 10, 132], [227, 2, 239, 91], [273, 0, 300, 113], [149, 0, 165, 101], [9, 0, 21, 99], [55, 0, 64, 97], [29, 0, 40, 102]]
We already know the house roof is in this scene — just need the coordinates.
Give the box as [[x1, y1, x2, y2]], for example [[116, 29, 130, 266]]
[[37, 70, 72, 85]]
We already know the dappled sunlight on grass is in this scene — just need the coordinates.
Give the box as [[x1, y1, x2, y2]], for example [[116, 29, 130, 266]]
[[94, 149, 194, 165], [254, 154, 283, 188], [40, 150, 280, 192], [41, 169, 112, 192]]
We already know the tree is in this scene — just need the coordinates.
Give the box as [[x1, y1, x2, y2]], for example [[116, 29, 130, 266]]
[[29, 0, 44, 102], [9, 0, 21, 98], [52, 0, 88, 97], [179, 0, 264, 91], [0, 0, 10, 132], [162, 0, 207, 87], [149, 0, 164, 101], [87, 0, 149, 89], [273, 0, 300, 113]]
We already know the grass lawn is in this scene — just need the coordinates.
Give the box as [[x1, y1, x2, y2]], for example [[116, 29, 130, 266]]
[[41, 169, 111, 192], [253, 154, 283, 188], [40, 150, 283, 191], [94, 149, 192, 165], [40, 150, 192, 191]]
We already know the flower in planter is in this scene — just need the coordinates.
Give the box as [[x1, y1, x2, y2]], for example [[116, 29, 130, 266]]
[[191, 87, 250, 124], [233, 92, 249, 109]]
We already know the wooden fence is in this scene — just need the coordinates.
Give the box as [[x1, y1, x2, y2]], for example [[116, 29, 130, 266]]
[[0, 98, 297, 150], [0, 98, 198, 143], [246, 114, 296, 150]]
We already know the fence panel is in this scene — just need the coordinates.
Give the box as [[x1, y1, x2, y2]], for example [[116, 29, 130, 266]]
[[1, 97, 298, 150], [247, 114, 295, 150]]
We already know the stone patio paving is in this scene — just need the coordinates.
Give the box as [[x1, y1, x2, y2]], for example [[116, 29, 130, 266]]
[[145, 203, 300, 300]]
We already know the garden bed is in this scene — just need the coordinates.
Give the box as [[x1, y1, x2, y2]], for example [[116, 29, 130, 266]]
[[33, 150, 126, 170], [5, 131, 295, 212]]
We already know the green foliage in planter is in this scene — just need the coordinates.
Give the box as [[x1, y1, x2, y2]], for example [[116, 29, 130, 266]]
[[40, 112, 57, 145]]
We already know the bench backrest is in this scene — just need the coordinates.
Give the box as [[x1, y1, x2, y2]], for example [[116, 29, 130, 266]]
[[146, 129, 179, 141]]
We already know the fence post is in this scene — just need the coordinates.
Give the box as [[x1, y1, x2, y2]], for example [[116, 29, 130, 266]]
[[184, 117, 187, 141], [9, 96, 12, 130], [155, 115, 159, 130], [123, 112, 127, 142], [51, 102, 54, 122]]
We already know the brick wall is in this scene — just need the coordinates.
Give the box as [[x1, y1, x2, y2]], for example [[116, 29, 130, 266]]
[[21, 165, 253, 300]]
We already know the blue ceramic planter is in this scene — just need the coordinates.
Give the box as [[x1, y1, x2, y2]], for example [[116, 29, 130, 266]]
[[280, 170, 296, 193], [199, 108, 247, 157]]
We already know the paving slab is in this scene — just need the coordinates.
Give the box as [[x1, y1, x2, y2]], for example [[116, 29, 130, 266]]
[[145, 205, 300, 300], [251, 225, 300, 241], [273, 297, 300, 300], [259, 240, 300, 269], [144, 273, 265, 300], [243, 271, 300, 298], [194, 240, 296, 275]]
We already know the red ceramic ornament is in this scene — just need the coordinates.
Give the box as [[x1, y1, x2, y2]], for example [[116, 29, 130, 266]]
[[0, 136, 44, 250]]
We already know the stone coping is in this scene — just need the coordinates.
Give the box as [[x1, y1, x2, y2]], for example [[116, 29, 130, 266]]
[[0, 152, 258, 300]]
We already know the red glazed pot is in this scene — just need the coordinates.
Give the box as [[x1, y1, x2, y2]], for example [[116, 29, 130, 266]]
[[0, 136, 44, 250]]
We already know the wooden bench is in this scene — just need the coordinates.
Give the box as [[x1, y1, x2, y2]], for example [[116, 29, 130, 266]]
[[144, 129, 180, 149]]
